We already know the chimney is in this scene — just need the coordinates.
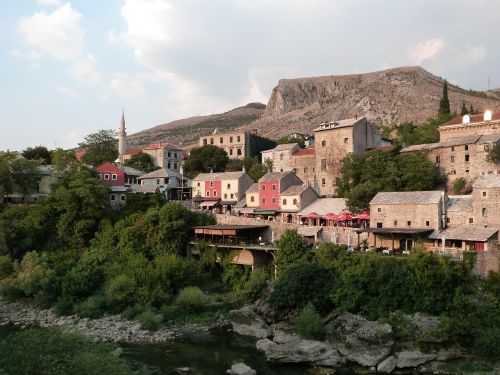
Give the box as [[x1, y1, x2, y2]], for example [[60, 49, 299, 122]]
[[462, 114, 470, 124], [484, 110, 492, 121]]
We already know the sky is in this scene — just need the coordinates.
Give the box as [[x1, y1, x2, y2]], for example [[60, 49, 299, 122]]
[[1, 0, 499, 151]]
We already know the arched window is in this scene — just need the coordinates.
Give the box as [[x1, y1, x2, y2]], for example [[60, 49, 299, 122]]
[[280, 153, 284, 160], [482, 208, 488, 217], [282, 199, 287, 205], [293, 198, 297, 205], [272, 184, 276, 191], [272, 197, 276, 204], [250, 196, 255, 202]]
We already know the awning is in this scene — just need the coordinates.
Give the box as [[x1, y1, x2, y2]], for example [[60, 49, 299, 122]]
[[200, 200, 220, 208], [253, 210, 276, 215]]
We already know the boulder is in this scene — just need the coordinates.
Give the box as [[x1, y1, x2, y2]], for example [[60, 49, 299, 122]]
[[396, 350, 437, 368], [253, 300, 277, 324], [377, 356, 397, 373], [256, 338, 343, 367], [229, 306, 272, 339], [272, 322, 302, 344], [226, 363, 256, 375], [329, 312, 393, 367], [209, 312, 232, 334]]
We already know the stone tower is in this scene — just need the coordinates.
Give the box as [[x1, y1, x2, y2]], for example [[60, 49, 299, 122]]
[[117, 110, 127, 164]]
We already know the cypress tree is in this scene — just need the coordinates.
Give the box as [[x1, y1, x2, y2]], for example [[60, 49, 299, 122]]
[[470, 104, 475, 115], [460, 101, 468, 116], [439, 80, 451, 115]]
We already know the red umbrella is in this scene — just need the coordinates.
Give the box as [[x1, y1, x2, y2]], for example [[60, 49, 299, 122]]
[[353, 210, 370, 220], [335, 211, 353, 221], [304, 212, 320, 219], [323, 213, 338, 220]]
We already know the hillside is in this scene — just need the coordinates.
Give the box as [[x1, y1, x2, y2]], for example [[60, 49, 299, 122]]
[[128, 67, 500, 147], [126, 103, 265, 148], [246, 66, 500, 139]]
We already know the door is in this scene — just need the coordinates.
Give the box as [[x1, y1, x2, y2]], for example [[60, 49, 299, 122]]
[[474, 242, 485, 251]]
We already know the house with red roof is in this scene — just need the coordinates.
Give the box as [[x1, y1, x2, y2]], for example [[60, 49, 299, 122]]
[[123, 142, 184, 172]]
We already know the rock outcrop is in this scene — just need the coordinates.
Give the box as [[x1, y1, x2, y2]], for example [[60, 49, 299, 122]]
[[396, 350, 437, 368], [229, 306, 272, 339], [226, 363, 256, 375]]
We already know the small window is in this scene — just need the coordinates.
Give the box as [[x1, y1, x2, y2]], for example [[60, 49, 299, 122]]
[[197, 182, 200, 187], [174, 163, 177, 169], [262, 198, 266, 204], [377, 222, 383, 228], [213, 191, 217, 197], [210, 138, 214, 145], [344, 137, 349, 144], [121, 195, 126, 201], [156, 179, 160, 185], [210, 182, 214, 187], [174, 153, 177, 158], [203, 139, 207, 146], [482, 191, 487, 197], [435, 156, 440, 164], [446, 217, 450, 223], [451, 146, 455, 151], [321, 140, 326, 147], [261, 185, 266, 191], [465, 145, 469, 151], [377, 207, 381, 212], [237, 135, 241, 142], [482, 208, 488, 217], [110, 194, 115, 201], [250, 196, 255, 202], [469, 218, 474, 224], [220, 137, 223, 144], [465, 154, 470, 162], [394, 220, 398, 226], [304, 167, 308, 173], [227, 183, 231, 189], [272, 197, 276, 204], [230, 193, 234, 199], [229, 149, 233, 155], [230, 136, 233, 143], [168, 162, 171, 169], [104, 174, 110, 180], [237, 148, 242, 156], [272, 184, 276, 191], [282, 199, 287, 205], [426, 220, 430, 227], [465, 169, 469, 173], [407, 221, 411, 226], [224, 194, 227, 199], [450, 155, 455, 163], [168, 152, 171, 157], [293, 198, 297, 205], [207, 191, 210, 197], [321, 178, 326, 187], [111, 174, 117, 180]]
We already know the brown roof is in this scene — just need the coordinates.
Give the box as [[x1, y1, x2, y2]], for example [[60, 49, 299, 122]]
[[371, 191, 444, 205], [281, 184, 315, 196], [314, 117, 364, 132], [144, 142, 182, 150], [441, 112, 500, 126], [401, 134, 497, 153], [431, 226, 499, 242], [263, 143, 299, 152], [473, 175, 500, 189], [292, 147, 315, 157], [138, 168, 180, 179], [193, 171, 247, 181], [124, 147, 144, 156], [258, 171, 295, 182], [245, 183, 259, 193], [447, 195, 473, 212]]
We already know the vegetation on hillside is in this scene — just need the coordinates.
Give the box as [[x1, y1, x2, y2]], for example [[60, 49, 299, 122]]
[[183, 145, 229, 176], [123, 152, 158, 173], [79, 129, 118, 166]]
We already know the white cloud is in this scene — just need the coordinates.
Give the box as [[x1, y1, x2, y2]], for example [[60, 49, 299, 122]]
[[54, 84, 78, 97], [241, 76, 268, 105], [408, 37, 446, 65], [37, 0, 63, 6], [17, 3, 85, 60], [68, 54, 101, 85]]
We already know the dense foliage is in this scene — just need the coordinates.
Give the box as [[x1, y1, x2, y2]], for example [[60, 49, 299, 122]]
[[274, 229, 310, 275], [79, 129, 118, 166], [225, 156, 267, 180], [22, 145, 51, 164], [123, 152, 157, 173], [183, 145, 229, 176], [335, 149, 446, 211], [439, 80, 451, 115], [276, 135, 306, 148], [485, 141, 500, 164], [394, 113, 455, 146], [294, 304, 325, 340]]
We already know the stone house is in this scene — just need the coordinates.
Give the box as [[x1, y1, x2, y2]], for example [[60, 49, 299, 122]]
[[256, 171, 303, 214], [95, 162, 144, 187], [138, 167, 191, 201], [439, 111, 500, 141], [123, 142, 184, 171], [292, 146, 317, 190], [192, 170, 254, 212], [279, 185, 319, 223], [314, 117, 391, 196], [261, 143, 300, 172], [199, 130, 276, 160]]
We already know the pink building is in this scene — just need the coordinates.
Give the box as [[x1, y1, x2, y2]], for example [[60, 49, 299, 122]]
[[257, 172, 303, 211], [95, 162, 126, 186]]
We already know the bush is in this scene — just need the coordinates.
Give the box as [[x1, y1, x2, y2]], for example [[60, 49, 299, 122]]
[[73, 294, 107, 319], [161, 304, 183, 323], [472, 328, 500, 359], [104, 274, 137, 313], [0, 279, 23, 301], [138, 308, 162, 331], [295, 304, 325, 340], [176, 286, 209, 312], [121, 303, 145, 320], [0, 255, 14, 279], [237, 267, 271, 303], [268, 263, 335, 313]]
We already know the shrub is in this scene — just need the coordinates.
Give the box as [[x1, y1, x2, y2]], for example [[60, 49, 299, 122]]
[[472, 328, 500, 359], [104, 274, 137, 313], [295, 304, 325, 340], [0, 279, 23, 301], [121, 303, 145, 320], [268, 263, 335, 313], [73, 294, 107, 319], [0, 255, 14, 279], [176, 286, 209, 312], [161, 304, 183, 323], [138, 308, 162, 331], [238, 267, 271, 303]]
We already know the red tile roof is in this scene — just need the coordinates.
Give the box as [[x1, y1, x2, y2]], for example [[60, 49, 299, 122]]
[[74, 150, 86, 159], [143, 142, 182, 150], [292, 147, 315, 156], [442, 112, 500, 126], [124, 147, 144, 156]]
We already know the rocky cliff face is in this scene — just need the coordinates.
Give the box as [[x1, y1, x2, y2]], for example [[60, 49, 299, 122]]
[[249, 66, 500, 139]]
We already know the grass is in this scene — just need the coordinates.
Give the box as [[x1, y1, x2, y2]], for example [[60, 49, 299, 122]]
[[438, 361, 495, 373]]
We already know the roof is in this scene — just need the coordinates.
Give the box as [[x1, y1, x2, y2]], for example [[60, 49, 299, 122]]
[[143, 142, 183, 151], [262, 143, 299, 153], [314, 117, 364, 132], [281, 184, 314, 196], [121, 166, 145, 176], [74, 150, 86, 159], [95, 161, 124, 174], [476, 133, 500, 145], [430, 226, 499, 242], [298, 227, 323, 237], [124, 147, 144, 156], [298, 198, 347, 216], [110, 186, 128, 192], [259, 171, 294, 182], [37, 165, 55, 175], [138, 167, 180, 179], [292, 147, 315, 157], [401, 133, 500, 153], [441, 112, 500, 127], [130, 185, 159, 194], [358, 228, 434, 235], [371, 191, 444, 205], [193, 224, 268, 231], [193, 171, 247, 181], [473, 175, 500, 189], [245, 183, 259, 193], [447, 195, 473, 212]]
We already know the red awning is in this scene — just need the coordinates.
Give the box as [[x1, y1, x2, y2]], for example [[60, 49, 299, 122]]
[[200, 200, 219, 208], [323, 213, 338, 220], [335, 211, 353, 221], [353, 210, 370, 220], [303, 212, 320, 219]]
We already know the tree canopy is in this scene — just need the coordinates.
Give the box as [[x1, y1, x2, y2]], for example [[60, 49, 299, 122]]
[[183, 145, 228, 176], [276, 134, 306, 148], [394, 113, 455, 146], [123, 152, 157, 172], [9, 158, 40, 201], [79, 129, 118, 167], [439, 80, 451, 115], [275, 229, 310, 276], [22, 145, 51, 164]]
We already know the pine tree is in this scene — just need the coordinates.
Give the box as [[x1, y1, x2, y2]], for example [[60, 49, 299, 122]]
[[439, 80, 451, 115], [460, 101, 468, 116]]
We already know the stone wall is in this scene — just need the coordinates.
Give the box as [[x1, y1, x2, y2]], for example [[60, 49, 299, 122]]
[[292, 151, 317, 191], [475, 247, 500, 275], [370, 201, 444, 232]]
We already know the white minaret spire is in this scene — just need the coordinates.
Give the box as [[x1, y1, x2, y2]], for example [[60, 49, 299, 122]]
[[117, 109, 127, 164]]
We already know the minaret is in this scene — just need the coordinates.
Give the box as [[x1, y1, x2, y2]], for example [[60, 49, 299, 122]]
[[117, 109, 127, 164]]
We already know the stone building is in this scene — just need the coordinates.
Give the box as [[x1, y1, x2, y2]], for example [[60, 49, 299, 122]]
[[261, 143, 300, 172], [279, 185, 319, 223], [439, 111, 500, 141], [314, 117, 391, 196], [292, 146, 317, 190], [199, 130, 276, 160], [138, 167, 191, 201], [257, 171, 303, 213]]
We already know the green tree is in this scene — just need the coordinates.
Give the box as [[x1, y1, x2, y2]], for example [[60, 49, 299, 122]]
[[226, 156, 260, 174], [9, 158, 40, 201], [0, 156, 12, 203], [248, 162, 268, 181], [183, 145, 228, 175], [460, 101, 468, 116], [485, 141, 500, 164], [51, 148, 77, 172], [276, 134, 306, 147], [22, 145, 51, 164], [439, 80, 451, 115], [275, 229, 310, 275], [123, 152, 157, 172], [453, 177, 468, 194], [79, 129, 118, 166], [470, 104, 475, 115]]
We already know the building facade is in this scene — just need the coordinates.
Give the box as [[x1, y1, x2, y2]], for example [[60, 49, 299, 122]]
[[257, 171, 303, 211], [261, 143, 300, 172]]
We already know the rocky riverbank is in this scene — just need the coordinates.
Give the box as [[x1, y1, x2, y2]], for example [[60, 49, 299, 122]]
[[228, 302, 499, 374], [0, 297, 208, 343]]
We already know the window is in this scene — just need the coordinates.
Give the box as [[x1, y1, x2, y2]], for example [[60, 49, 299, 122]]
[[280, 169, 283, 172], [156, 179, 160, 185], [272, 184, 276, 191], [465, 169, 469, 173], [174, 153, 177, 158], [304, 167, 308, 173], [321, 178, 326, 187], [450, 170, 456, 175], [197, 182, 200, 187], [293, 198, 297, 205], [220, 137, 223, 144], [121, 195, 125, 201], [426, 220, 430, 227], [174, 163, 177, 169], [168, 152, 171, 157], [272, 197, 276, 204], [435, 156, 440, 164], [227, 183, 231, 189], [407, 221, 411, 226], [229, 149, 233, 156], [210, 181, 214, 187], [214, 191, 217, 197], [237, 136, 241, 142], [111, 174, 117, 180], [465, 154, 470, 162], [203, 139, 207, 146], [262, 198, 266, 204], [250, 196, 255, 202], [321, 140, 326, 147], [230, 136, 233, 143], [447, 217, 450, 223], [321, 159, 327, 171], [237, 148, 242, 156], [465, 145, 469, 151], [210, 138, 214, 145], [482, 191, 487, 197], [110, 194, 115, 201], [482, 208, 488, 217], [104, 174, 110, 180], [469, 218, 474, 224], [451, 146, 455, 151], [261, 185, 266, 191], [282, 199, 287, 205], [344, 137, 349, 144], [168, 162, 171, 169], [377, 207, 381, 212], [450, 155, 455, 163], [230, 193, 234, 199], [394, 220, 398, 226], [207, 191, 210, 197], [224, 194, 227, 199], [280, 153, 284, 160], [377, 222, 383, 228]]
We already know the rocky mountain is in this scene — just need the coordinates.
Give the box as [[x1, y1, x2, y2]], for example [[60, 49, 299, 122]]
[[128, 67, 500, 147], [126, 103, 265, 148], [249, 66, 500, 139]]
